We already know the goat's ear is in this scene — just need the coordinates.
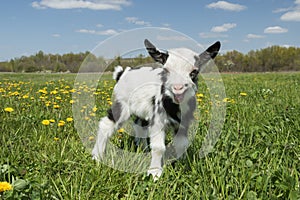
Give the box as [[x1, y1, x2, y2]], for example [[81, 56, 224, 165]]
[[144, 39, 169, 65], [194, 41, 221, 69]]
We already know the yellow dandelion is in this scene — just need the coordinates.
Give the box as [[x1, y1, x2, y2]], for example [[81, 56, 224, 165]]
[[4, 107, 14, 113], [49, 119, 55, 123], [42, 120, 50, 125], [92, 106, 97, 112], [0, 181, 13, 192], [66, 117, 73, 122], [38, 89, 48, 94], [53, 105, 60, 109], [54, 137, 59, 141], [223, 98, 230, 103], [22, 95, 29, 99], [50, 90, 58, 95], [58, 120, 65, 127], [240, 92, 247, 96], [69, 100, 75, 104], [89, 136, 95, 141], [196, 93, 204, 98], [117, 128, 125, 133], [55, 96, 62, 100]]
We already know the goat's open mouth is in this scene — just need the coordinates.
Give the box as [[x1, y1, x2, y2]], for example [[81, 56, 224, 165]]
[[174, 93, 185, 104]]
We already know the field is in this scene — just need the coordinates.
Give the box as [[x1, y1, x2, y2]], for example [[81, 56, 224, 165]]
[[0, 72, 299, 199]]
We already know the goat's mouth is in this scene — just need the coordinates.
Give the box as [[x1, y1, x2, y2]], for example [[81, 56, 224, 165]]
[[173, 92, 186, 104]]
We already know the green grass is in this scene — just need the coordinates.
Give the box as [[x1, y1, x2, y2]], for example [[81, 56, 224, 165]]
[[0, 72, 299, 199]]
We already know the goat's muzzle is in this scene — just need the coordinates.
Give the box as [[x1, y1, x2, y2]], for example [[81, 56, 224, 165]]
[[172, 84, 187, 104]]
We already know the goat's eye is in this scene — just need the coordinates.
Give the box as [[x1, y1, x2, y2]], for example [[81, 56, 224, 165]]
[[189, 70, 198, 79]]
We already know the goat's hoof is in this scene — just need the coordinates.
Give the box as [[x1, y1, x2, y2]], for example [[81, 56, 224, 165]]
[[91, 150, 103, 161], [147, 168, 162, 181]]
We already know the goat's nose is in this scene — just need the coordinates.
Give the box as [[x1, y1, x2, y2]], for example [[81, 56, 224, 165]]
[[173, 84, 184, 91]]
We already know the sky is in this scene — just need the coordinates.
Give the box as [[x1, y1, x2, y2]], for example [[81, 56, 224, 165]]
[[1, 0, 300, 61]]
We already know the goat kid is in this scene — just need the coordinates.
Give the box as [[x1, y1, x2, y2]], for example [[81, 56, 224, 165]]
[[92, 39, 221, 180]]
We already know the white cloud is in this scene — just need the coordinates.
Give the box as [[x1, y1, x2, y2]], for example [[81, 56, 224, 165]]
[[96, 24, 103, 28], [279, 0, 300, 21], [246, 34, 265, 39], [272, 7, 293, 13], [125, 17, 151, 26], [32, 0, 131, 11], [52, 33, 61, 37], [281, 10, 300, 21], [156, 35, 189, 41], [211, 23, 236, 32], [76, 29, 118, 35], [206, 1, 246, 12], [199, 32, 228, 38], [264, 26, 288, 34]]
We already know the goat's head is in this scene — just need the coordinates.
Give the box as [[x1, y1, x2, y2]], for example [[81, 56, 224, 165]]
[[145, 39, 221, 104]]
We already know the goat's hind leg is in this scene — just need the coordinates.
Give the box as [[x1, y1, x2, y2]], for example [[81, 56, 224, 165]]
[[133, 117, 149, 151], [92, 116, 115, 160], [92, 101, 128, 160]]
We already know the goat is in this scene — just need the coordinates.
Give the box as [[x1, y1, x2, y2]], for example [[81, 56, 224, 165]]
[[92, 39, 221, 179]]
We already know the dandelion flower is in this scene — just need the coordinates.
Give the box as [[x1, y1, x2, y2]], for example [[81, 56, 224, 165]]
[[92, 106, 97, 112], [240, 92, 247, 96], [49, 119, 55, 123], [66, 117, 73, 122], [89, 136, 95, 141], [54, 137, 59, 141], [0, 181, 13, 192], [53, 105, 60, 109], [50, 90, 58, 95], [117, 128, 125, 133], [58, 120, 65, 127], [69, 100, 75, 104], [42, 120, 50, 125], [4, 107, 14, 113], [196, 93, 204, 98]]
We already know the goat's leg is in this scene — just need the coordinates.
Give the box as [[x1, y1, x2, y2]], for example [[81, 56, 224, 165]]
[[92, 101, 130, 160], [147, 120, 166, 180], [92, 116, 115, 160], [133, 117, 149, 150], [173, 127, 189, 159]]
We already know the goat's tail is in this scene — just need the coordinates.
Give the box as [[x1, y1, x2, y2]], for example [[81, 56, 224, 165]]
[[113, 66, 124, 82]]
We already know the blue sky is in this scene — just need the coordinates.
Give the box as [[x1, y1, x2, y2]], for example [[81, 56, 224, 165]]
[[1, 0, 300, 61]]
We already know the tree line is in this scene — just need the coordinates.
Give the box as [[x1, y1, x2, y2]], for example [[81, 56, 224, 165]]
[[0, 45, 299, 73]]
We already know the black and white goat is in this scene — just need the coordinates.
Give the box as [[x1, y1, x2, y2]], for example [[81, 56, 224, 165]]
[[92, 39, 221, 179]]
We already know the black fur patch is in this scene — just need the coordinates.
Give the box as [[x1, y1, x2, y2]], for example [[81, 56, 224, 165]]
[[107, 101, 122, 123], [189, 69, 199, 85], [115, 71, 124, 82], [133, 116, 149, 127], [144, 39, 169, 65], [162, 95, 181, 124]]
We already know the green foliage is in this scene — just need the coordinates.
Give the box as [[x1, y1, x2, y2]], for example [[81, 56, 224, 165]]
[[0, 73, 300, 199], [215, 46, 300, 72], [1, 45, 299, 73]]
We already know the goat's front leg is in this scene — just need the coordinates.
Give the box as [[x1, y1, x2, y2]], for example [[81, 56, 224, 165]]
[[173, 127, 189, 159], [147, 121, 166, 180]]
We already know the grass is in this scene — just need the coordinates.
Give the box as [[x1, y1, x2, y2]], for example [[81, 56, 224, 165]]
[[0, 72, 299, 199]]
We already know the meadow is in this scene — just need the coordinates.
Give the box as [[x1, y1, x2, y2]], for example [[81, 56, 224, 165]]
[[0, 72, 299, 199]]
